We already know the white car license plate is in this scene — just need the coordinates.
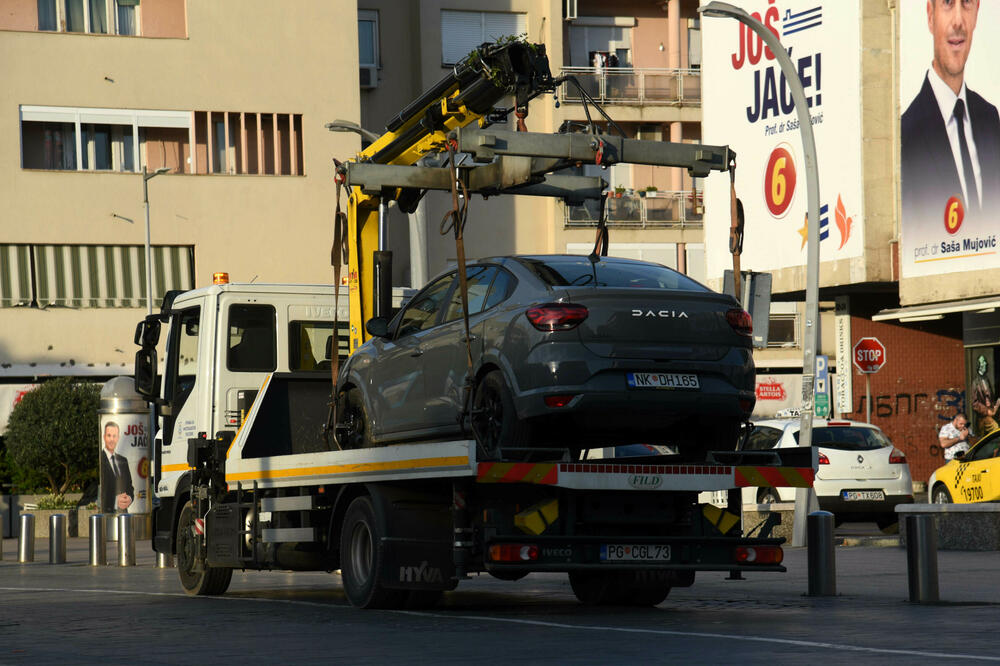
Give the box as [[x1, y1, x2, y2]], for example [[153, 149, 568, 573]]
[[600, 544, 671, 562], [627, 372, 699, 390], [842, 490, 885, 502]]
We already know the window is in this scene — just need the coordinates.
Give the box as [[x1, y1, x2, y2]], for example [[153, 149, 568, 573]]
[[358, 9, 378, 67], [522, 256, 709, 292], [793, 427, 892, 451], [742, 426, 783, 451], [289, 321, 350, 371], [163, 306, 199, 447], [441, 10, 527, 65], [484, 268, 515, 310], [767, 303, 799, 348], [444, 266, 497, 323], [36, 0, 140, 34], [227, 305, 277, 372], [20, 106, 190, 173], [396, 274, 455, 337]]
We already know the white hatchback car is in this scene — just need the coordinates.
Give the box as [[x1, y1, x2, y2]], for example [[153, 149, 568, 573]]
[[740, 419, 914, 529]]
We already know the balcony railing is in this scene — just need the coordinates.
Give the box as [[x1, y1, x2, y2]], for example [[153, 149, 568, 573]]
[[564, 192, 704, 229], [560, 67, 701, 106]]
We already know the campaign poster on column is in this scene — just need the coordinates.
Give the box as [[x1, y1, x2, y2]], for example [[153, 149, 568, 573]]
[[702, 1, 864, 281], [99, 414, 151, 515], [900, 2, 1000, 278]]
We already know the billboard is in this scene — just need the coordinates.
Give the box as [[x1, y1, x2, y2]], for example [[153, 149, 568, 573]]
[[99, 414, 151, 515], [900, 2, 1000, 278], [702, 1, 864, 280]]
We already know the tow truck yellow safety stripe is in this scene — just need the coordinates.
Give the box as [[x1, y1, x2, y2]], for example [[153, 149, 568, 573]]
[[224, 455, 470, 482]]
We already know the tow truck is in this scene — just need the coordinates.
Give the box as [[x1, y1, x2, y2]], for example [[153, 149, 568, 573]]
[[133, 39, 816, 607]]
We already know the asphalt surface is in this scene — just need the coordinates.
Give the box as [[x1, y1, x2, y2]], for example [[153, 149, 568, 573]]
[[2, 535, 999, 664]]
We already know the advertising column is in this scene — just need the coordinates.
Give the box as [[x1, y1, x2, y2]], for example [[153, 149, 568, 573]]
[[900, 2, 1000, 278], [98, 377, 151, 528]]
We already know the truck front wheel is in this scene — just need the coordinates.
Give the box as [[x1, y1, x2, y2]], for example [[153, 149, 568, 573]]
[[340, 496, 405, 609], [176, 502, 233, 596]]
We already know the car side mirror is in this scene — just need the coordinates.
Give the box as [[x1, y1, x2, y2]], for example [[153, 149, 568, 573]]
[[954, 451, 966, 461], [365, 317, 390, 338]]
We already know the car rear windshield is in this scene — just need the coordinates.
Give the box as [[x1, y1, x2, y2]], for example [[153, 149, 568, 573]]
[[793, 426, 892, 451], [517, 256, 709, 292]]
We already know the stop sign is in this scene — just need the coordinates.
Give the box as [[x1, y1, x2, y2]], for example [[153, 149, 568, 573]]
[[853, 337, 886, 373]]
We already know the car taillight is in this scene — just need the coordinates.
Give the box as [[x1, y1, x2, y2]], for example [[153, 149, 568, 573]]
[[488, 544, 539, 562], [889, 447, 907, 464], [734, 545, 783, 564], [818, 452, 830, 465], [525, 303, 588, 331], [726, 308, 753, 336]]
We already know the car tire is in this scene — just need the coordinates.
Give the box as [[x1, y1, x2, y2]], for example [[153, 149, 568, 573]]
[[471, 370, 530, 460], [340, 496, 406, 609], [932, 484, 953, 504], [176, 502, 233, 596], [876, 515, 899, 533], [337, 387, 374, 450]]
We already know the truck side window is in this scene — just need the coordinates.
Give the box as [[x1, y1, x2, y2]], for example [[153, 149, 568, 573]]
[[163, 306, 200, 447], [227, 304, 277, 372], [289, 320, 346, 371]]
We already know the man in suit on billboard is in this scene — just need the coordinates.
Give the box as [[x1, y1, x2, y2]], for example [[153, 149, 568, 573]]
[[101, 420, 133, 513], [902, 0, 1000, 230]]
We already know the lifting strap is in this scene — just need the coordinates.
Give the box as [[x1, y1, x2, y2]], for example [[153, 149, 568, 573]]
[[589, 192, 609, 260], [728, 158, 744, 304], [323, 162, 348, 450], [440, 140, 476, 433]]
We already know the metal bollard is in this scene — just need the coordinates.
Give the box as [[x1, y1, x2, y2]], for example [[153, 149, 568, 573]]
[[48, 514, 67, 564], [156, 552, 174, 569], [807, 510, 836, 596], [117, 513, 136, 566], [89, 514, 107, 566], [18, 513, 35, 563], [906, 514, 939, 603]]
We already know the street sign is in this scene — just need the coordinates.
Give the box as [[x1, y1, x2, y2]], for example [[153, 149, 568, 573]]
[[815, 355, 830, 417], [853, 337, 886, 374]]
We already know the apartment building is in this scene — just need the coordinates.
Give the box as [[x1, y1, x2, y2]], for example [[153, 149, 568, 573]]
[[0, 0, 359, 414]]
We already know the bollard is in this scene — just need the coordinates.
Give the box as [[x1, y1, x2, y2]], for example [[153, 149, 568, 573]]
[[90, 514, 107, 566], [156, 552, 174, 569], [117, 513, 135, 566], [807, 510, 836, 596], [18, 513, 35, 563], [48, 514, 67, 564], [906, 514, 939, 603]]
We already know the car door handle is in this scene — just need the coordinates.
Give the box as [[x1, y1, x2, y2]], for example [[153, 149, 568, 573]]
[[409, 349, 424, 357]]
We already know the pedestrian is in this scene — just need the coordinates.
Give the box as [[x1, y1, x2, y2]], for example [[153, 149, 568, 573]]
[[939, 413, 972, 460]]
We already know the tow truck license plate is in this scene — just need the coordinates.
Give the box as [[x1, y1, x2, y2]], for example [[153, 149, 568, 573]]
[[842, 490, 885, 501], [601, 544, 671, 562], [627, 372, 699, 390]]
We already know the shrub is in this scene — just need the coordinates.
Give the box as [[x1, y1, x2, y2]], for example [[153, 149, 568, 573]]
[[5, 377, 100, 496]]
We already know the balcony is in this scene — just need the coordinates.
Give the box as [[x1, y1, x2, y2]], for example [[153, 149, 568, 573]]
[[564, 192, 704, 229], [559, 67, 701, 106]]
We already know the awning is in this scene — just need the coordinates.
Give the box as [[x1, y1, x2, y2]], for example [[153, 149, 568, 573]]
[[0, 245, 33, 306], [33, 244, 194, 308], [872, 295, 1000, 322]]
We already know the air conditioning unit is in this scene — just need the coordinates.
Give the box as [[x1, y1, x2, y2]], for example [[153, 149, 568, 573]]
[[564, 0, 577, 20], [359, 65, 378, 90]]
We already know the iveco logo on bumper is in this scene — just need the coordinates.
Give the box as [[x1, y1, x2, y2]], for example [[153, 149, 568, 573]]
[[632, 309, 688, 318], [628, 474, 663, 490]]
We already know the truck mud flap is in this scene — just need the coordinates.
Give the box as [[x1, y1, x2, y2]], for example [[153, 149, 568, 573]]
[[379, 537, 458, 591], [205, 504, 243, 568]]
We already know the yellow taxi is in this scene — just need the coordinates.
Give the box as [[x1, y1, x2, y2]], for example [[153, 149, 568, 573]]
[[928, 428, 1000, 503]]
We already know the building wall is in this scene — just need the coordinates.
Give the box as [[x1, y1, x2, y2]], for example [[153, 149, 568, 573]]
[[0, 0, 359, 374], [840, 298, 965, 483]]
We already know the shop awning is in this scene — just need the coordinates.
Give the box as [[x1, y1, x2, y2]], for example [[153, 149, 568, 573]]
[[0, 245, 33, 306], [872, 296, 1000, 322], [33, 244, 194, 308]]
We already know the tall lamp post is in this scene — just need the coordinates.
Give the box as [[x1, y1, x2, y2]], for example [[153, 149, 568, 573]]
[[142, 166, 170, 315], [699, 2, 821, 547]]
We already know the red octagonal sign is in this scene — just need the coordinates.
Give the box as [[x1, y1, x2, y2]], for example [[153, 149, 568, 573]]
[[853, 337, 886, 374]]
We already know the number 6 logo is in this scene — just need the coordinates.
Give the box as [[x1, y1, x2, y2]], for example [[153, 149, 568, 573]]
[[764, 145, 796, 217], [944, 196, 964, 235]]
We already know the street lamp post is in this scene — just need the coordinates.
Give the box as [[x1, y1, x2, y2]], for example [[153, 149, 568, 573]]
[[142, 166, 170, 315], [699, 2, 822, 547]]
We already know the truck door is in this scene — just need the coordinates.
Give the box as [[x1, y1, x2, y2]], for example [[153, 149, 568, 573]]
[[162, 303, 209, 457], [216, 302, 277, 436]]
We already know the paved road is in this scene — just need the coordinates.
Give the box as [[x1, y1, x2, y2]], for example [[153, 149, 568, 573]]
[[2, 538, 998, 664]]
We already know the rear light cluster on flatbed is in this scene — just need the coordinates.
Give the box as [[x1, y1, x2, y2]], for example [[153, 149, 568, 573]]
[[487, 542, 784, 566]]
